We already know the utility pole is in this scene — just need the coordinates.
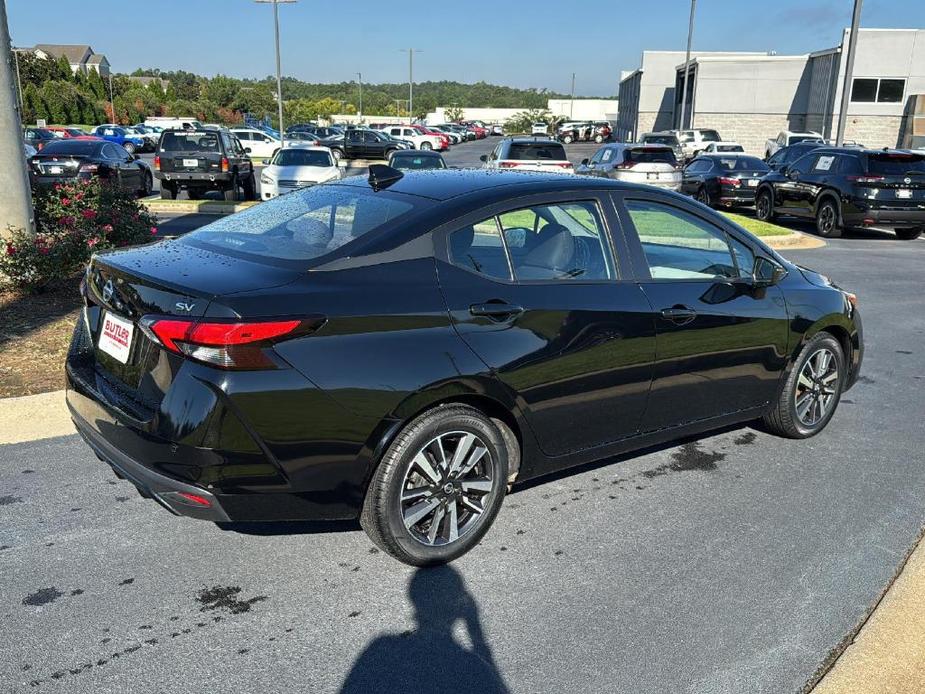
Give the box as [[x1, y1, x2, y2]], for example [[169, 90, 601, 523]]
[[400, 49, 420, 121], [0, 0, 33, 238], [356, 71, 363, 119], [679, 0, 697, 129], [107, 72, 114, 122], [836, 0, 863, 146], [255, 0, 297, 147], [570, 72, 575, 119]]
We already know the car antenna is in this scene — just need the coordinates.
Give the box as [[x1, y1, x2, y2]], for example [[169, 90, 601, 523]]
[[368, 164, 404, 191]]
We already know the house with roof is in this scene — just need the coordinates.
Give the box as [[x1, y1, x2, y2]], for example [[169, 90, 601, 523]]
[[29, 44, 110, 77]]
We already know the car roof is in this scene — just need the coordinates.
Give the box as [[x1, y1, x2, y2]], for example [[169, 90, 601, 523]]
[[390, 149, 443, 157], [505, 137, 561, 144], [332, 168, 629, 202], [279, 144, 333, 152]]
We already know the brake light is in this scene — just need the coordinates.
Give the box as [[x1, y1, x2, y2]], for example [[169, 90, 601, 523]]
[[614, 161, 635, 170], [553, 162, 573, 168], [142, 317, 322, 369], [848, 175, 885, 184], [221, 157, 229, 173], [499, 161, 521, 168], [177, 492, 212, 507], [154, 155, 160, 171], [718, 177, 741, 187]]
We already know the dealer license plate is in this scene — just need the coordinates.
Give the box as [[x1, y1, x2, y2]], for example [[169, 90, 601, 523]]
[[98, 312, 134, 364], [896, 189, 912, 199]]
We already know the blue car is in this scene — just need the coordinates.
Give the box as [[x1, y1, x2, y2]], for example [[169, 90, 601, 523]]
[[91, 125, 145, 154]]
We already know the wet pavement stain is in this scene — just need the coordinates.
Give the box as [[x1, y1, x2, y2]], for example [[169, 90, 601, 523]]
[[196, 585, 268, 615], [856, 375, 876, 384], [22, 469, 34, 474], [0, 495, 24, 506], [119, 578, 135, 586], [22, 587, 63, 606], [70, 589, 84, 596], [842, 399, 856, 405], [734, 432, 757, 446], [896, 350, 913, 354], [0, 545, 10, 551], [114, 496, 130, 503], [671, 443, 726, 472]]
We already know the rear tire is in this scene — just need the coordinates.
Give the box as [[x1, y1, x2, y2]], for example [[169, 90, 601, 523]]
[[160, 185, 176, 200], [242, 173, 257, 201], [361, 404, 509, 566], [140, 171, 152, 198], [815, 199, 842, 238], [420, 141, 432, 151], [223, 174, 239, 202], [563, 135, 573, 144], [696, 187, 712, 208], [895, 227, 923, 240], [763, 332, 845, 439], [755, 188, 775, 222]]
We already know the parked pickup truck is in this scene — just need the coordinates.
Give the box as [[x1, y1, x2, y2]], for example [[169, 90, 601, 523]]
[[324, 128, 412, 161], [765, 130, 824, 159]]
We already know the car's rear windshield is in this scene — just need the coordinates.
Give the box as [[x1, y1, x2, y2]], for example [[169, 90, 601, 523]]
[[272, 149, 333, 167], [713, 144, 744, 152], [159, 132, 219, 153], [700, 130, 721, 142], [713, 156, 769, 171], [391, 154, 446, 170], [626, 147, 677, 165], [507, 143, 567, 161], [642, 135, 678, 146], [185, 185, 421, 262], [790, 135, 822, 145], [39, 140, 101, 156], [867, 153, 925, 175]]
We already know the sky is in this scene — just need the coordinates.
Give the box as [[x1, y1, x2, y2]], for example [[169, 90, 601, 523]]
[[7, 0, 925, 97]]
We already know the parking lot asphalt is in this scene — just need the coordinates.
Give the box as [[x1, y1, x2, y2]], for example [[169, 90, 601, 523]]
[[2, 232, 924, 693]]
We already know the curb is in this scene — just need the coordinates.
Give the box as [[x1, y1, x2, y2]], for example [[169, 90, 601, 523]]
[[142, 199, 260, 215], [763, 231, 827, 251], [0, 390, 73, 445]]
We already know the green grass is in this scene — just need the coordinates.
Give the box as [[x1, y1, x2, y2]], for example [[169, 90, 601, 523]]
[[721, 212, 792, 237]]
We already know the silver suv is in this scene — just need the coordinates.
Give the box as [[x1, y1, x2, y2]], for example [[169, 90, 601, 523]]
[[575, 143, 681, 190]]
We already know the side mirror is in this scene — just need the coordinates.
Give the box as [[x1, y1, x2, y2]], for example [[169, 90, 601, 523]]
[[479, 154, 488, 162], [244, 147, 252, 154], [753, 257, 787, 286], [580, 158, 589, 166], [261, 158, 270, 165]]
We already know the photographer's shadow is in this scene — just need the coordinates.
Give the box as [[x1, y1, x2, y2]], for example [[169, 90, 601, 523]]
[[339, 564, 510, 694]]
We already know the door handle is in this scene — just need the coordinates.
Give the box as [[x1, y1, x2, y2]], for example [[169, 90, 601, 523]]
[[660, 306, 697, 325], [470, 302, 524, 319]]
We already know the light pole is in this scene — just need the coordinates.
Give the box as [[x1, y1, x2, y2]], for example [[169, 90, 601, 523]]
[[570, 72, 575, 119], [400, 49, 421, 121], [679, 0, 697, 129], [356, 72, 363, 120], [255, 0, 296, 147], [836, 0, 864, 146], [107, 72, 114, 123]]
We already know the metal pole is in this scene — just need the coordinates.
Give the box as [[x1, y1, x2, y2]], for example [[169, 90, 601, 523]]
[[679, 0, 696, 129], [570, 72, 575, 119], [836, 0, 863, 146], [107, 73, 114, 122], [0, 0, 34, 238], [272, 0, 285, 147], [357, 71, 362, 119], [409, 49, 413, 120], [12, 45, 21, 108]]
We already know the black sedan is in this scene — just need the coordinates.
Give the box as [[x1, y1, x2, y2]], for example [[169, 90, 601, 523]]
[[29, 139, 153, 197], [681, 154, 771, 208], [66, 167, 863, 566]]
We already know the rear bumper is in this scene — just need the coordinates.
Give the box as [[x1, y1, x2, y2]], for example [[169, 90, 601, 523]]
[[843, 207, 925, 229], [156, 171, 233, 185]]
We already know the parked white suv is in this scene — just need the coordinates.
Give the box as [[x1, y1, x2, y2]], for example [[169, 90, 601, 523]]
[[481, 138, 574, 174], [765, 130, 824, 159], [381, 125, 443, 151], [229, 128, 281, 158], [670, 128, 722, 160], [531, 122, 548, 136], [703, 141, 745, 153], [575, 143, 681, 190]]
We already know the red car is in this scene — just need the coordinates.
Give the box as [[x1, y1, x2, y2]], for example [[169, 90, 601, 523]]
[[459, 121, 489, 139], [46, 126, 101, 141], [412, 125, 451, 150]]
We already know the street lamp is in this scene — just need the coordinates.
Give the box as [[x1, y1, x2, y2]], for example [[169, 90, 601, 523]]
[[679, 0, 696, 129], [255, 0, 296, 147], [399, 49, 421, 121], [356, 72, 363, 120]]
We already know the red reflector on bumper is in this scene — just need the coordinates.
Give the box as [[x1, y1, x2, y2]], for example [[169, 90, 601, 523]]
[[177, 492, 212, 507]]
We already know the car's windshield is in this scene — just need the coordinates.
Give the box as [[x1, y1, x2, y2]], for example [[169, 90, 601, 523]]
[[626, 147, 677, 165], [867, 153, 925, 175], [790, 135, 822, 145], [186, 185, 421, 262], [507, 143, 567, 160], [713, 156, 769, 171], [643, 135, 678, 146], [271, 149, 334, 167], [159, 132, 220, 153], [39, 140, 101, 156], [700, 130, 721, 142], [390, 155, 446, 170]]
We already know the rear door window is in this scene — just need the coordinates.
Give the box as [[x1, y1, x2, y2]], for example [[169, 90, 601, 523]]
[[448, 218, 511, 280], [625, 148, 677, 166], [160, 132, 220, 153]]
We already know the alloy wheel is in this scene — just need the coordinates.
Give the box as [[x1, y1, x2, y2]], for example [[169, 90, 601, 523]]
[[795, 348, 839, 427], [399, 431, 497, 547], [817, 204, 836, 235], [756, 192, 771, 220]]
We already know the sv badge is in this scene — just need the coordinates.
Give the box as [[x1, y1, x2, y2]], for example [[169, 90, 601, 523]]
[[175, 301, 196, 313]]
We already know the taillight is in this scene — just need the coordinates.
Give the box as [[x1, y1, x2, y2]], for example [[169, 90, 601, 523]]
[[614, 161, 635, 170], [154, 155, 160, 171], [221, 157, 229, 173], [499, 161, 520, 168], [848, 175, 885, 184], [717, 177, 741, 187], [140, 317, 323, 369], [553, 162, 573, 169]]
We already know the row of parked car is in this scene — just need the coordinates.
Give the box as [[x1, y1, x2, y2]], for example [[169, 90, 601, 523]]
[[475, 134, 925, 240]]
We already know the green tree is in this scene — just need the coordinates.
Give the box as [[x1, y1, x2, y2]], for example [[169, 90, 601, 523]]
[[54, 55, 73, 81], [203, 75, 238, 107]]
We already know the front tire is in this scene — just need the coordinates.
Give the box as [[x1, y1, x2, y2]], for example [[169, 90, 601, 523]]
[[755, 188, 775, 222], [563, 135, 573, 144], [140, 171, 152, 197], [361, 405, 509, 566], [696, 187, 712, 208], [420, 141, 432, 151], [123, 142, 136, 155], [763, 332, 845, 439], [815, 199, 842, 238], [895, 227, 923, 240]]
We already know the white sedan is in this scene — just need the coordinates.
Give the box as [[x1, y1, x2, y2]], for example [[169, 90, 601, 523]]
[[259, 145, 343, 199]]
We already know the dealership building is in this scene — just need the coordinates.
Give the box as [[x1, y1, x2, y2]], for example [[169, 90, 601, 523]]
[[617, 28, 925, 154]]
